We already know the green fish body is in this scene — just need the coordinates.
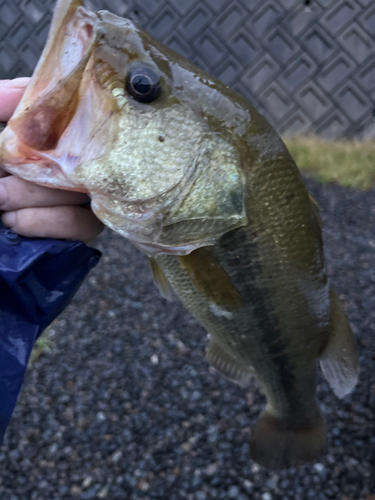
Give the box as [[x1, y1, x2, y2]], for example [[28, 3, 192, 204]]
[[0, 0, 359, 469]]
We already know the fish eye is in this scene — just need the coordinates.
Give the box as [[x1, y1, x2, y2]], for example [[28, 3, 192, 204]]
[[126, 66, 160, 103]]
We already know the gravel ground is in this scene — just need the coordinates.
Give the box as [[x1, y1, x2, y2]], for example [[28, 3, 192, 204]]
[[0, 178, 374, 500]]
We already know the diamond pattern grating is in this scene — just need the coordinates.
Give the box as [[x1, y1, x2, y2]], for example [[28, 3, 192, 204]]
[[0, 0, 374, 139]]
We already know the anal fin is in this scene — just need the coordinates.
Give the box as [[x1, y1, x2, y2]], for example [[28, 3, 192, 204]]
[[319, 289, 359, 399], [206, 337, 253, 387]]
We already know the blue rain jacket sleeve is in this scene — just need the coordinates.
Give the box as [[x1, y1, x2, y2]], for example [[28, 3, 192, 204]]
[[0, 222, 101, 441]]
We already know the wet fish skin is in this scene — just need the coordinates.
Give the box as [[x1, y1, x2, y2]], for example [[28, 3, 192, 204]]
[[0, 0, 359, 469], [156, 138, 330, 469]]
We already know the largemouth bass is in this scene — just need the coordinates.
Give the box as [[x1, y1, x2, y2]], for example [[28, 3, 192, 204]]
[[0, 0, 359, 469]]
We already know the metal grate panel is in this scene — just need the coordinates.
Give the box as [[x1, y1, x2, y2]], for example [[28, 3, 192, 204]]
[[0, 0, 374, 139]]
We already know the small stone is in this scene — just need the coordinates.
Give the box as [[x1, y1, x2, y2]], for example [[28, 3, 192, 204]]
[[111, 451, 123, 464], [196, 492, 207, 500], [180, 387, 189, 399], [191, 474, 202, 488], [181, 441, 192, 452], [81, 487, 99, 499], [176, 340, 190, 354], [97, 486, 109, 498], [82, 476, 94, 489], [137, 479, 149, 491], [48, 443, 58, 455], [9, 450, 20, 461], [251, 463, 261, 474], [71, 485, 82, 496], [207, 425, 218, 443], [314, 463, 325, 474], [124, 473, 137, 487], [150, 354, 159, 365], [205, 463, 218, 476], [266, 475, 278, 489], [96, 411, 106, 421], [228, 486, 240, 498], [191, 390, 201, 401], [262, 493, 272, 500], [243, 480, 253, 493]]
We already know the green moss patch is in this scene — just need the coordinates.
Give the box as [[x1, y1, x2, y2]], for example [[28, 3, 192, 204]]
[[285, 137, 375, 190]]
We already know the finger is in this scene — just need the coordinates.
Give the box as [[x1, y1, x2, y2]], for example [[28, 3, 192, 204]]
[[0, 176, 89, 211], [2, 206, 104, 244], [0, 78, 30, 121]]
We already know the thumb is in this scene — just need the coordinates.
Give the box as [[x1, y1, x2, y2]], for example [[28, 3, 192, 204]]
[[0, 78, 30, 122]]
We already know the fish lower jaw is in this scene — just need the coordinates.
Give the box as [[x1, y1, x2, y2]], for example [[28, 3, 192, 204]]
[[0, 126, 86, 192]]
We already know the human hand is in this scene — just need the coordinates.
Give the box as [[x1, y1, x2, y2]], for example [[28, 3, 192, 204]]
[[0, 78, 104, 244]]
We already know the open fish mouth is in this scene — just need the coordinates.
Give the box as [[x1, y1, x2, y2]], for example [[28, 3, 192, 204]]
[[0, 0, 114, 192], [7, 4, 98, 151]]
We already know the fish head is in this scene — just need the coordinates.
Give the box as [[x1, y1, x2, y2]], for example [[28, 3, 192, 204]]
[[0, 0, 248, 255]]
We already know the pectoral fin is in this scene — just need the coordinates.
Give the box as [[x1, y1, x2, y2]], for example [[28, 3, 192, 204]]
[[319, 289, 359, 398], [149, 257, 174, 300], [178, 247, 241, 310], [206, 337, 253, 387]]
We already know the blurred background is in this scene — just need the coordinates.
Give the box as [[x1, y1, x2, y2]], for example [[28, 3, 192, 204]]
[[0, 1, 375, 500]]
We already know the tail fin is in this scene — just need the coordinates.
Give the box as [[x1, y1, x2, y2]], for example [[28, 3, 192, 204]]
[[250, 409, 326, 470]]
